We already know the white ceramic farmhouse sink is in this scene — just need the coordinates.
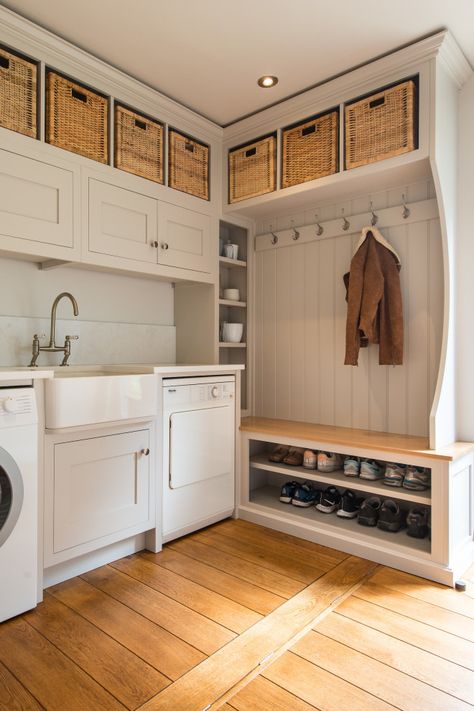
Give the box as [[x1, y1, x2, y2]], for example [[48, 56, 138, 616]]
[[44, 365, 157, 429]]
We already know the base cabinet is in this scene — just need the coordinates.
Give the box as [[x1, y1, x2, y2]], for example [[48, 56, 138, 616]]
[[44, 425, 154, 568]]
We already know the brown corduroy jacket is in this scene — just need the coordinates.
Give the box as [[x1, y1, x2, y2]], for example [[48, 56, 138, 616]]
[[344, 231, 403, 366]]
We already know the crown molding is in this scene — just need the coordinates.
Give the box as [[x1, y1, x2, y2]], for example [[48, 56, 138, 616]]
[[437, 31, 472, 88], [0, 5, 223, 142]]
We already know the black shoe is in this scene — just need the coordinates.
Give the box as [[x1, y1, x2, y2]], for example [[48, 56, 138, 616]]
[[378, 499, 405, 532], [316, 486, 341, 513], [337, 490, 363, 519], [358, 496, 381, 526], [406, 506, 430, 538]]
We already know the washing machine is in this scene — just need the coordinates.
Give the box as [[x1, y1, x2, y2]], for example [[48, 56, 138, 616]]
[[0, 386, 38, 622]]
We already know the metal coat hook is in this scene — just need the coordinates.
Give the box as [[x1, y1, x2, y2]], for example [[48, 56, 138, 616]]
[[341, 209, 350, 231], [402, 194, 410, 219], [315, 214, 324, 236], [370, 201, 378, 226], [291, 221, 300, 241], [269, 224, 278, 245]]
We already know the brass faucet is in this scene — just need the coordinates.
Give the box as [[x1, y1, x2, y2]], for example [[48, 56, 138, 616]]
[[29, 292, 79, 367]]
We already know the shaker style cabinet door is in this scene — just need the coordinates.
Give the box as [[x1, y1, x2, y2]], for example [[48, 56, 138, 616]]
[[157, 202, 211, 273], [88, 178, 158, 263], [0, 148, 77, 255]]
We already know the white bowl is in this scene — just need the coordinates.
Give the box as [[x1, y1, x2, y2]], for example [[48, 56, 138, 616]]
[[223, 288, 240, 301]]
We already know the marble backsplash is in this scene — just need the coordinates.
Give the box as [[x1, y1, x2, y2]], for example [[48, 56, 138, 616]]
[[0, 315, 176, 367]]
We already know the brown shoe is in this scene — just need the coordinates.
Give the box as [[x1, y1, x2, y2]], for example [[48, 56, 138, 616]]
[[268, 444, 290, 463], [283, 447, 305, 466]]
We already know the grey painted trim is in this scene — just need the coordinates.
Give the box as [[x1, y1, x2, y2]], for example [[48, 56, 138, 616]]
[[0, 447, 24, 548]]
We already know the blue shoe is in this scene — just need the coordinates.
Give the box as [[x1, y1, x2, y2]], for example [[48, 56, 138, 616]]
[[344, 457, 360, 477], [291, 483, 319, 508], [280, 481, 300, 503], [360, 459, 384, 480]]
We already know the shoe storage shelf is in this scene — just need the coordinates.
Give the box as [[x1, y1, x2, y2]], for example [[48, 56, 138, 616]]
[[238, 417, 474, 586]]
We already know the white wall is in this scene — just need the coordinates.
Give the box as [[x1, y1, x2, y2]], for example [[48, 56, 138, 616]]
[[0, 258, 176, 366], [254, 181, 443, 437], [456, 75, 474, 441]]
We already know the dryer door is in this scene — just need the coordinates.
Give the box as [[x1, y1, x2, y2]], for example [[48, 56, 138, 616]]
[[0, 448, 24, 548]]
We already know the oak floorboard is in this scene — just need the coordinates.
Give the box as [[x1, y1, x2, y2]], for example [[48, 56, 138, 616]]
[[49, 574, 205, 678], [110, 555, 262, 633], [193, 528, 326, 583], [318, 610, 474, 704], [26, 594, 168, 708], [168, 536, 305, 598], [0, 660, 42, 711], [293, 630, 472, 710], [139, 556, 377, 711], [216, 518, 347, 568], [83, 564, 235, 655], [0, 618, 124, 711], [226, 675, 319, 710], [337, 593, 474, 670], [262, 651, 395, 710], [369, 568, 474, 617], [141, 548, 285, 615]]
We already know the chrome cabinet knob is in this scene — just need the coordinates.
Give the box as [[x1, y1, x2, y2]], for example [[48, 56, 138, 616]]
[[140, 448, 150, 456], [151, 241, 159, 248], [161, 242, 169, 250]]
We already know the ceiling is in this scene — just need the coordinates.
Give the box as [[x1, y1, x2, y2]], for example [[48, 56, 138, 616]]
[[2, 0, 474, 126]]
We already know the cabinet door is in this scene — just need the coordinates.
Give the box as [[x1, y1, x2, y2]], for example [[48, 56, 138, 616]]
[[88, 178, 158, 263], [51, 429, 151, 558], [0, 148, 75, 250], [158, 202, 211, 273]]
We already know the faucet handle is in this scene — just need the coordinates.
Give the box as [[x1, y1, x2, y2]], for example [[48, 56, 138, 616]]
[[65, 335, 79, 341], [34, 333, 46, 340]]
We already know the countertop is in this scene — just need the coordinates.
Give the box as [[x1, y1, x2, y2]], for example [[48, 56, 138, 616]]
[[0, 363, 244, 380]]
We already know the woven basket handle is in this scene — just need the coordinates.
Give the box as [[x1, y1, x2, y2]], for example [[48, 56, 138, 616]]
[[135, 119, 147, 130], [71, 88, 87, 103], [301, 125, 316, 137], [369, 96, 385, 109], [185, 141, 195, 153], [245, 147, 256, 158], [0, 56, 10, 70]]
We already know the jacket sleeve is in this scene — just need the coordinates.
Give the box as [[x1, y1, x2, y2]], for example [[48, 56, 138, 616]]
[[344, 240, 368, 365], [358, 237, 384, 344]]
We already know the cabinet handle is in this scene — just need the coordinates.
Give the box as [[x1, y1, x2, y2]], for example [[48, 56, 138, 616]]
[[140, 448, 150, 456], [161, 242, 169, 250], [151, 241, 159, 248]]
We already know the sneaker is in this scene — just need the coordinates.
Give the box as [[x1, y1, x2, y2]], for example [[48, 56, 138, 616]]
[[360, 459, 384, 480], [317, 452, 343, 473], [344, 457, 360, 477], [303, 449, 318, 470], [377, 499, 405, 532], [291, 483, 319, 508], [337, 490, 363, 518], [316, 486, 341, 513], [280, 481, 300, 503], [384, 462, 406, 487], [403, 466, 431, 491], [406, 506, 430, 538], [358, 496, 382, 526]]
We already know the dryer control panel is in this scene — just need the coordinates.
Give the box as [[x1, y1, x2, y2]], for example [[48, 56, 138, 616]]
[[0, 387, 37, 427]]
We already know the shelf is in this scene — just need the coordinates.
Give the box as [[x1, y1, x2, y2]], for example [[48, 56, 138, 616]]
[[219, 299, 247, 308], [250, 454, 431, 504], [219, 256, 247, 269], [219, 342, 247, 348], [248, 486, 431, 556]]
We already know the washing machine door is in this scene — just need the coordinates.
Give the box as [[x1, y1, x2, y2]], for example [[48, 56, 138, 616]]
[[0, 448, 24, 548]]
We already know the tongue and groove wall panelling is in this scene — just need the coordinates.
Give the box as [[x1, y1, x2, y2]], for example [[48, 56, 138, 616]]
[[253, 182, 443, 437]]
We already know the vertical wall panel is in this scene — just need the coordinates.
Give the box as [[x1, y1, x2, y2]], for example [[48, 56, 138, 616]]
[[254, 187, 443, 437]]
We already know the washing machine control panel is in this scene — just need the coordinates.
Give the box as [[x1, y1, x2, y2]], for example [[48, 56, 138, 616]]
[[0, 388, 37, 426]]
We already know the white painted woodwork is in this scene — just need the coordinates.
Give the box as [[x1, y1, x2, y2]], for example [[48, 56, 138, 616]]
[[254, 188, 443, 437], [44, 427, 153, 567], [88, 178, 158, 263], [239, 429, 474, 586], [157, 202, 211, 273], [0, 147, 77, 255]]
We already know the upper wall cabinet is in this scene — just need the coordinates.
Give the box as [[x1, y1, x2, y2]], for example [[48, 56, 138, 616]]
[[157, 202, 211, 274], [0, 145, 79, 259]]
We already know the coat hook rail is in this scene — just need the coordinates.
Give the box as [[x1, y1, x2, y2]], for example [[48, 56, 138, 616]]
[[370, 201, 379, 226]]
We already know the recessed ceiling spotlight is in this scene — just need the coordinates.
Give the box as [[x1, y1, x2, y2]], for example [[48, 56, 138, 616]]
[[257, 75, 278, 88]]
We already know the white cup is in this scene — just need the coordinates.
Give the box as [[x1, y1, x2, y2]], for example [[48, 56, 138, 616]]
[[223, 288, 240, 301], [224, 243, 239, 260], [222, 322, 243, 343]]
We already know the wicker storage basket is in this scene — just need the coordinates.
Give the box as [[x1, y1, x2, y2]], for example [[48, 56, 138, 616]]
[[229, 134, 276, 203], [345, 79, 416, 170], [282, 110, 338, 188], [0, 46, 37, 138], [115, 104, 163, 183], [46, 71, 108, 163], [169, 129, 209, 200]]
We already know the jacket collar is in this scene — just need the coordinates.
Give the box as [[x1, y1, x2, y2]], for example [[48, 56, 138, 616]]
[[354, 226, 401, 266]]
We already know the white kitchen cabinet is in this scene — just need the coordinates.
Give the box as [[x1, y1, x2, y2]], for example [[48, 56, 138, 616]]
[[0, 147, 79, 259], [88, 178, 159, 263], [158, 202, 211, 273], [44, 426, 154, 567]]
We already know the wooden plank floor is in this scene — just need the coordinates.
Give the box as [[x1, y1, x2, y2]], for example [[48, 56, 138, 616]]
[[0, 519, 473, 711]]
